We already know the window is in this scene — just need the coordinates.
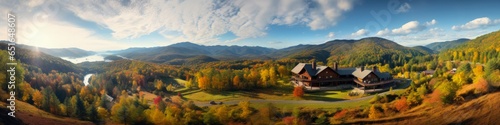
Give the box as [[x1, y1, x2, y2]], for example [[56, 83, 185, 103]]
[[319, 76, 321, 79], [330, 76, 332, 78], [326, 71, 328, 73]]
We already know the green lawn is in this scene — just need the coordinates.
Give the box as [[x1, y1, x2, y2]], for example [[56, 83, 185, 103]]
[[178, 85, 360, 102], [249, 99, 371, 111]]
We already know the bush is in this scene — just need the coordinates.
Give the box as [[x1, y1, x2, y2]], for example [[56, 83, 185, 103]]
[[394, 97, 409, 112], [293, 86, 304, 97]]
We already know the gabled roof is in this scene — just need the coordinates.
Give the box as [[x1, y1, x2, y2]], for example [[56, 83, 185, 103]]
[[336, 68, 356, 75], [422, 70, 435, 74], [291, 63, 334, 77], [352, 68, 373, 79], [352, 68, 392, 79]]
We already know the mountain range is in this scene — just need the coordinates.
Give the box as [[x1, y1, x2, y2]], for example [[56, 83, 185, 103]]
[[109, 37, 432, 66], [424, 38, 470, 52], [0, 36, 478, 66]]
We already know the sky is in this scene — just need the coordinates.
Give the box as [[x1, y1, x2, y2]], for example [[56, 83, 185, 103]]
[[1, 0, 500, 51]]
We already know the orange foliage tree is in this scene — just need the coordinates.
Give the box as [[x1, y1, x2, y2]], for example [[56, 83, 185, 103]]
[[394, 96, 409, 112], [293, 86, 304, 97], [333, 109, 348, 120]]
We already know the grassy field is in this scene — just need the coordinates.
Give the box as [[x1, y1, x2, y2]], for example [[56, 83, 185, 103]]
[[177, 82, 364, 102], [247, 98, 371, 111]]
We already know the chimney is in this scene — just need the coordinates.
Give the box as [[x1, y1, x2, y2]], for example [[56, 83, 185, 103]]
[[333, 62, 338, 71], [312, 59, 317, 70], [361, 66, 365, 71], [372, 66, 378, 72]]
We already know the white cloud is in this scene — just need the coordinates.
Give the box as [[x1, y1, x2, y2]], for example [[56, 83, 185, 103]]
[[392, 21, 424, 35], [64, 0, 354, 43], [351, 29, 369, 37], [377, 19, 436, 36], [327, 32, 335, 39], [426, 19, 437, 26], [396, 3, 411, 13], [18, 19, 128, 51], [452, 17, 500, 31], [376, 28, 390, 36]]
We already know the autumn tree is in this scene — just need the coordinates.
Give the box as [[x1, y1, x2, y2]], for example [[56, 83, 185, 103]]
[[293, 86, 304, 97], [32, 90, 43, 108], [368, 105, 382, 119], [203, 108, 220, 125], [198, 76, 210, 90], [269, 67, 277, 86], [146, 108, 166, 124], [473, 65, 484, 78], [185, 78, 194, 89], [239, 101, 252, 119], [260, 69, 269, 87], [97, 107, 109, 120], [155, 79, 164, 91], [215, 105, 229, 123], [332, 109, 348, 121], [278, 65, 287, 77], [233, 76, 241, 89], [166, 84, 174, 92], [394, 97, 409, 112], [446, 61, 454, 71]]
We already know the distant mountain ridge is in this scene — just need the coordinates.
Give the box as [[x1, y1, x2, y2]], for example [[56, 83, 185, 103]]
[[0, 41, 82, 73], [425, 38, 470, 51], [111, 42, 276, 64], [110, 38, 431, 66], [36, 47, 95, 58], [0, 41, 95, 58]]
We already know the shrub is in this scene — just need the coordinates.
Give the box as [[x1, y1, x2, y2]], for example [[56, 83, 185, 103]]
[[394, 97, 409, 112], [293, 86, 304, 97]]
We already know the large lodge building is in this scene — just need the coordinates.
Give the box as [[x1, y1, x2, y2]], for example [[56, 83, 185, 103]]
[[291, 60, 395, 92]]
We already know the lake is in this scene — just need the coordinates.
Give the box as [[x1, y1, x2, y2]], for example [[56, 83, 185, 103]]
[[60, 53, 113, 64]]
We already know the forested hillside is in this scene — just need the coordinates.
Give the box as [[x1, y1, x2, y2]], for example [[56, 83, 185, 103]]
[[272, 37, 430, 68], [440, 30, 500, 63], [112, 42, 275, 64], [425, 38, 470, 52], [0, 42, 82, 73]]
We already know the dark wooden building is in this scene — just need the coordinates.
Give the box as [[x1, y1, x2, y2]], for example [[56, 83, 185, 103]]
[[291, 61, 394, 90]]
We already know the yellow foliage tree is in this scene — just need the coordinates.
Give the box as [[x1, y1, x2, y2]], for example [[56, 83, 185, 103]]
[[97, 107, 109, 119], [32, 90, 43, 108], [216, 105, 229, 123], [147, 109, 166, 124], [473, 65, 484, 78], [368, 105, 382, 119], [239, 101, 252, 119], [233, 76, 240, 89]]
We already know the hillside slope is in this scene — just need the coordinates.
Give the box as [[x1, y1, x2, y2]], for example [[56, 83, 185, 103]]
[[439, 30, 500, 62], [273, 37, 429, 67], [0, 101, 93, 125], [0, 42, 82, 73], [344, 91, 500, 125], [425, 38, 470, 51]]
